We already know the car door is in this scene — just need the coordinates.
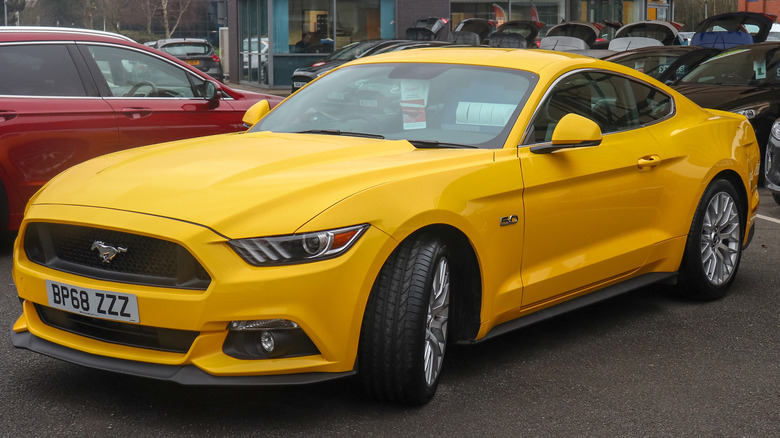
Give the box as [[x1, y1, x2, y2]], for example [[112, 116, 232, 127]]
[[78, 44, 243, 149], [519, 70, 671, 307], [0, 43, 118, 228]]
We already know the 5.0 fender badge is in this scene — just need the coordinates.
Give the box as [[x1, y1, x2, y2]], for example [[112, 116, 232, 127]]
[[500, 215, 519, 227], [91, 241, 127, 263]]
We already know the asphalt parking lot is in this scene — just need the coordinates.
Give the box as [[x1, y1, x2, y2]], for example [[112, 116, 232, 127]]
[[1, 188, 778, 437]]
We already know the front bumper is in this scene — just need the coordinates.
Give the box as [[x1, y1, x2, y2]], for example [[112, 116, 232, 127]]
[[12, 203, 390, 382], [11, 329, 354, 385]]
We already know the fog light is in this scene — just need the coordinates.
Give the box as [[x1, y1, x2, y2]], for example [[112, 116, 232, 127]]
[[224, 319, 320, 360], [259, 331, 275, 352]]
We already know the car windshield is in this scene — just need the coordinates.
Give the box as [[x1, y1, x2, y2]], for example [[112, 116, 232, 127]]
[[548, 24, 596, 42], [327, 40, 386, 61], [679, 46, 780, 86], [610, 52, 683, 78], [161, 43, 211, 56], [254, 63, 538, 149], [617, 23, 676, 45], [496, 22, 537, 39]]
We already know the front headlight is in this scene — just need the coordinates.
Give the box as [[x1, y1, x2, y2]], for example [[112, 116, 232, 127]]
[[771, 119, 780, 141], [228, 224, 369, 266], [731, 102, 771, 120]]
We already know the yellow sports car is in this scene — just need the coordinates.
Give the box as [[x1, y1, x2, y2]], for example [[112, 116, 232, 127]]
[[11, 48, 760, 405]]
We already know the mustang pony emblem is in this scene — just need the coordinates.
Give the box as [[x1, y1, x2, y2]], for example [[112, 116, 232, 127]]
[[91, 241, 127, 263]]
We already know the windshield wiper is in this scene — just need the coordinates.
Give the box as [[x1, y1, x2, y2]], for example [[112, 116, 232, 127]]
[[407, 139, 478, 149], [296, 129, 385, 139]]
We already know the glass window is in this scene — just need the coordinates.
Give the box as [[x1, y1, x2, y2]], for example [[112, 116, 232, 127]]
[[239, 0, 269, 85], [254, 63, 538, 149], [86, 45, 204, 98], [530, 71, 669, 143], [287, 0, 333, 53], [680, 46, 780, 86], [0, 44, 86, 97], [159, 43, 212, 56], [629, 80, 673, 125]]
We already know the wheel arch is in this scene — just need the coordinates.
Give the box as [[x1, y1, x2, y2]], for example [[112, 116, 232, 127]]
[[711, 169, 749, 234], [401, 224, 483, 342]]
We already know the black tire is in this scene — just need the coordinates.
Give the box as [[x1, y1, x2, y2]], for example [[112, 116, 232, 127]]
[[358, 235, 450, 405], [772, 193, 780, 206], [677, 179, 744, 301]]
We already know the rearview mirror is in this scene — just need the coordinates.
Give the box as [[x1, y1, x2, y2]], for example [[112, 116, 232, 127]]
[[530, 113, 603, 154], [242, 100, 271, 129]]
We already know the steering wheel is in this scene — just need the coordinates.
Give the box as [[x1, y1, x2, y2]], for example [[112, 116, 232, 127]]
[[342, 112, 383, 133], [720, 73, 746, 84], [124, 81, 158, 97]]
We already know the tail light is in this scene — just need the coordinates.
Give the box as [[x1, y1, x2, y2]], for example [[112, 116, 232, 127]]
[[211, 54, 221, 62]]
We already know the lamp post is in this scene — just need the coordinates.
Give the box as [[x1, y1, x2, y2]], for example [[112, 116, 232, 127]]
[[4, 0, 8, 26]]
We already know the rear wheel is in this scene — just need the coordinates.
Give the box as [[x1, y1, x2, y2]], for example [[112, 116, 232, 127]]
[[358, 235, 450, 405], [677, 179, 744, 301]]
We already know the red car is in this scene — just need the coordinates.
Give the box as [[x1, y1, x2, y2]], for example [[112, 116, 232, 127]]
[[0, 27, 283, 230]]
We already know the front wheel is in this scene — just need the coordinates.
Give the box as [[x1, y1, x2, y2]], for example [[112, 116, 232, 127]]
[[677, 179, 744, 301], [358, 235, 450, 405]]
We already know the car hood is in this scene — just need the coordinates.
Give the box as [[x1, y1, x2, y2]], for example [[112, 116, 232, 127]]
[[33, 131, 489, 238], [294, 60, 347, 76], [673, 83, 775, 110]]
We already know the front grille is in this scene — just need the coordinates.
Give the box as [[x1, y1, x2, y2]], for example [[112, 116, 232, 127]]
[[24, 222, 211, 290], [36, 304, 199, 353]]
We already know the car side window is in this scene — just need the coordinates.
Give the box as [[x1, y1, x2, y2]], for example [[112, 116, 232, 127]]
[[0, 44, 87, 97], [629, 80, 673, 124], [85, 45, 206, 98], [530, 71, 643, 143]]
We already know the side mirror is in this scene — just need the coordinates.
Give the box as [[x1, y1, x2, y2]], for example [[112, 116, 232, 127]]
[[204, 81, 221, 107], [530, 113, 603, 154], [242, 100, 271, 129]]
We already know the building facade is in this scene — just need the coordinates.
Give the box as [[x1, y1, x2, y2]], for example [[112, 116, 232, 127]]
[[227, 0, 676, 89], [738, 0, 780, 17]]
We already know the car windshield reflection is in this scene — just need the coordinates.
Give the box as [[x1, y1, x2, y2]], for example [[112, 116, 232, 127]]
[[255, 63, 538, 149], [680, 46, 780, 86]]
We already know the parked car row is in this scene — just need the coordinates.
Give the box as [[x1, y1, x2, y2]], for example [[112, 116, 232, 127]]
[[0, 27, 283, 231], [291, 12, 780, 203]]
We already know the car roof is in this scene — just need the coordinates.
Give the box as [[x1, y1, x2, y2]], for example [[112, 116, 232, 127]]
[[349, 46, 614, 76], [0, 26, 135, 43]]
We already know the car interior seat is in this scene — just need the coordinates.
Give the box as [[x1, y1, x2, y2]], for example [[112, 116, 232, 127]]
[[489, 33, 528, 49]]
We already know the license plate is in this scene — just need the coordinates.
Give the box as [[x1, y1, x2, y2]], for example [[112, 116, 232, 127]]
[[186, 60, 200, 66], [293, 81, 307, 88], [46, 280, 140, 323]]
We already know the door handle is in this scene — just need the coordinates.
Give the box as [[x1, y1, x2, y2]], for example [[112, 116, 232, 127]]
[[0, 110, 18, 121], [637, 155, 662, 170], [121, 107, 153, 119]]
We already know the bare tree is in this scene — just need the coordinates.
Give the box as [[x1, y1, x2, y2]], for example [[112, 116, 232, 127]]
[[674, 0, 739, 31], [4, 0, 26, 25], [95, 0, 132, 32], [140, 0, 160, 34], [160, 0, 193, 39]]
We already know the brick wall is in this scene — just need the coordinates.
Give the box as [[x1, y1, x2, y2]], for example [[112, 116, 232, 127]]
[[739, 0, 780, 18]]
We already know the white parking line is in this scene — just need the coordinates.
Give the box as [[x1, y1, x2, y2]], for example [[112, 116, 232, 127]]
[[757, 214, 780, 225]]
